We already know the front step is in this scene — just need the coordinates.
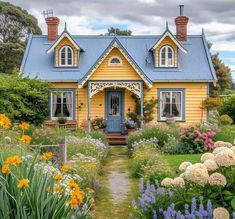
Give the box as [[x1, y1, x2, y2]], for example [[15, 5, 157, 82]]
[[107, 133, 127, 145]]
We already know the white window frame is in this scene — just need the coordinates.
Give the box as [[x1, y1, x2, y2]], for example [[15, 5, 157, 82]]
[[159, 45, 174, 67], [108, 56, 122, 66], [51, 91, 73, 120], [159, 90, 183, 121], [59, 46, 74, 67]]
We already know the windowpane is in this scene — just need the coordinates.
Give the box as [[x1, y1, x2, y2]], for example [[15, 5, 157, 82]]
[[110, 57, 121, 64], [168, 47, 173, 66], [67, 48, 72, 65], [161, 48, 166, 66], [60, 46, 73, 66]]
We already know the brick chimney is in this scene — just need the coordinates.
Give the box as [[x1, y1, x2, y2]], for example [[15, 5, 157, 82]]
[[175, 5, 189, 41], [45, 16, 60, 41]]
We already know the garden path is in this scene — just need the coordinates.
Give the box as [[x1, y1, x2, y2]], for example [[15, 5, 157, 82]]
[[91, 146, 138, 219]]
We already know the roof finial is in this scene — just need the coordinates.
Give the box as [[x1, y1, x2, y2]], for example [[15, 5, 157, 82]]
[[202, 27, 205, 35], [64, 22, 67, 32], [166, 21, 169, 30]]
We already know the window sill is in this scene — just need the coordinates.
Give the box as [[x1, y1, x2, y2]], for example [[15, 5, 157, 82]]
[[157, 120, 186, 122]]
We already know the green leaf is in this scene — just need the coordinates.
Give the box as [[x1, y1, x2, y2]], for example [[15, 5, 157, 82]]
[[231, 198, 235, 209]]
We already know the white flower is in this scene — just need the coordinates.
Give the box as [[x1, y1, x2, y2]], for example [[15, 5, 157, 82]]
[[208, 172, 227, 186], [214, 141, 233, 148], [214, 148, 235, 167], [201, 152, 214, 163], [212, 147, 228, 155], [184, 163, 209, 186], [173, 177, 185, 187], [230, 146, 235, 154], [213, 207, 230, 219], [161, 177, 174, 187], [203, 159, 218, 171], [179, 161, 192, 171]]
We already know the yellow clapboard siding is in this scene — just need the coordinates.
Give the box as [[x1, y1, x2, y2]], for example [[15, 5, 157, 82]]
[[89, 48, 142, 80], [55, 36, 78, 67], [155, 36, 178, 67], [145, 82, 207, 125]]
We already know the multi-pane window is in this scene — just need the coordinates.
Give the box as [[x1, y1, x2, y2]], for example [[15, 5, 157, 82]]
[[51, 91, 73, 119], [159, 90, 183, 120], [159, 46, 174, 67], [59, 46, 73, 66], [108, 56, 122, 65]]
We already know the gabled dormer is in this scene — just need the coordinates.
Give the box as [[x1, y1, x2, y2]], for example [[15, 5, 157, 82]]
[[46, 21, 83, 68], [151, 23, 187, 68]]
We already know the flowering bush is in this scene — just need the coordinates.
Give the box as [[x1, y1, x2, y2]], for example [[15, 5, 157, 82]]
[[91, 117, 106, 129], [179, 126, 216, 153], [123, 118, 137, 129]]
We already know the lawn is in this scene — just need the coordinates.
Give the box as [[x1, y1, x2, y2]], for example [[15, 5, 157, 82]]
[[163, 154, 201, 173]]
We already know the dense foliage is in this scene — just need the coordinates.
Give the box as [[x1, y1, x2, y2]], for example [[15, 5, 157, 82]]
[[219, 95, 235, 123], [0, 74, 49, 125], [0, 1, 42, 73]]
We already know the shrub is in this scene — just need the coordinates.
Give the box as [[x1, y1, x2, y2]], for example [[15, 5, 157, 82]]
[[88, 131, 108, 145], [91, 117, 106, 129], [220, 114, 233, 125], [0, 74, 49, 125], [220, 95, 235, 123], [214, 125, 235, 144], [203, 97, 222, 110]]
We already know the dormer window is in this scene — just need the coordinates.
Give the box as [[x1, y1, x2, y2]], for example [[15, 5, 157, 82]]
[[159, 46, 174, 67], [59, 46, 74, 67], [108, 56, 122, 66]]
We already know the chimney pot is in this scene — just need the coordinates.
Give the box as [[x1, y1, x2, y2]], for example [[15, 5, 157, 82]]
[[45, 16, 60, 41], [175, 5, 189, 41]]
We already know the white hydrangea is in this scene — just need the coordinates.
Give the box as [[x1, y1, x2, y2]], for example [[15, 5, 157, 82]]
[[201, 152, 215, 163], [213, 141, 233, 148], [214, 148, 235, 167], [230, 146, 235, 154], [213, 207, 230, 219], [161, 177, 174, 187], [203, 159, 218, 171], [173, 177, 185, 187], [184, 163, 209, 186], [208, 172, 227, 187], [179, 161, 192, 172], [212, 147, 228, 155]]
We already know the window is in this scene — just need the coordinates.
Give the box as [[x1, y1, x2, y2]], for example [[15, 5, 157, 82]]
[[159, 46, 174, 67], [159, 89, 184, 121], [108, 56, 122, 66], [59, 46, 73, 66], [51, 91, 73, 120]]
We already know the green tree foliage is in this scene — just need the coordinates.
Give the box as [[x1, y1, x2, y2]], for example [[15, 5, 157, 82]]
[[107, 27, 132, 36], [0, 74, 50, 125], [219, 95, 235, 123], [0, 1, 42, 73], [208, 43, 232, 96]]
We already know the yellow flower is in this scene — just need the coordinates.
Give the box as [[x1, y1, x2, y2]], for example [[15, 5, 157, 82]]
[[46, 186, 51, 192], [20, 135, 31, 144], [40, 151, 53, 161], [1, 164, 10, 174], [17, 179, 30, 189], [19, 122, 29, 130], [70, 187, 84, 208], [54, 184, 60, 192], [53, 173, 63, 181], [68, 179, 77, 189], [5, 155, 22, 166], [0, 114, 11, 129], [70, 196, 79, 208], [61, 164, 69, 172]]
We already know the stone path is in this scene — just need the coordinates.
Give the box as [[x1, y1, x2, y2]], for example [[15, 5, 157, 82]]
[[91, 146, 138, 219]]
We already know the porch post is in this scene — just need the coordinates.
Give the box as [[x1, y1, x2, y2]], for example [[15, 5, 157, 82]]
[[140, 81, 144, 129], [87, 81, 91, 132]]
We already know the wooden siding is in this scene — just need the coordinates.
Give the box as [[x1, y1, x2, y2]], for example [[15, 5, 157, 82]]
[[89, 48, 142, 80], [154, 36, 178, 67], [145, 82, 208, 124], [54, 36, 79, 67]]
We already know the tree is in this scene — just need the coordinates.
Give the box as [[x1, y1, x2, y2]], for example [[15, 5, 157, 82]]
[[208, 43, 232, 96], [0, 73, 50, 125], [107, 27, 132, 36], [0, 1, 42, 73]]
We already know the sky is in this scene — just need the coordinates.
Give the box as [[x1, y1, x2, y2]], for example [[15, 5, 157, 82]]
[[7, 0, 235, 74]]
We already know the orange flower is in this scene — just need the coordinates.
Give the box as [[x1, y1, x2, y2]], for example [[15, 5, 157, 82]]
[[54, 184, 60, 192], [20, 135, 31, 144], [17, 178, 30, 189], [68, 179, 77, 189], [61, 164, 69, 172], [1, 164, 10, 174], [69, 182, 84, 208], [19, 122, 29, 130], [40, 151, 53, 161], [53, 173, 63, 181], [0, 114, 11, 129], [70, 196, 79, 208], [5, 155, 22, 166]]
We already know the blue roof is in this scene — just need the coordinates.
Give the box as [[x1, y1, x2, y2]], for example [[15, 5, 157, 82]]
[[20, 34, 217, 83]]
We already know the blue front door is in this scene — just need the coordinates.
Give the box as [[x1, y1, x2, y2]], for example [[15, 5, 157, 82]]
[[106, 91, 123, 132]]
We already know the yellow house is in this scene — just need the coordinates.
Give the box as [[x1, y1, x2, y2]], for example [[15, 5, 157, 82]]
[[20, 8, 216, 133]]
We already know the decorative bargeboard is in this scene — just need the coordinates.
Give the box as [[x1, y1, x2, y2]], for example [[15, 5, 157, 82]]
[[89, 81, 142, 98]]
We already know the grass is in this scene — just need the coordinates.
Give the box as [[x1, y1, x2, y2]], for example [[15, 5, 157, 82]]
[[163, 154, 201, 174]]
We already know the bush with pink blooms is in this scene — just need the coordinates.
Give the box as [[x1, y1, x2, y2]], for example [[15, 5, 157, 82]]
[[179, 126, 216, 153]]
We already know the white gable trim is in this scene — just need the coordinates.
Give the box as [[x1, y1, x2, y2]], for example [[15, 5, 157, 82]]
[[152, 31, 187, 54], [47, 32, 80, 54], [78, 42, 152, 88]]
